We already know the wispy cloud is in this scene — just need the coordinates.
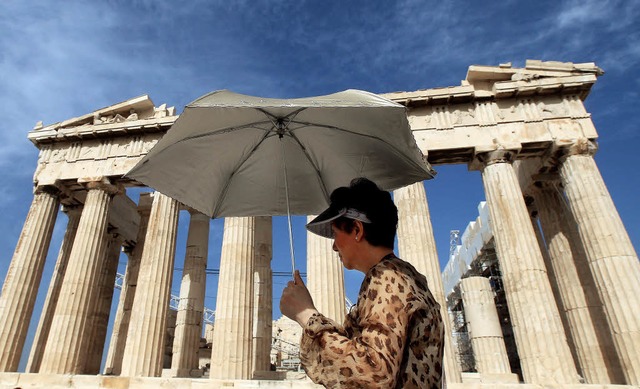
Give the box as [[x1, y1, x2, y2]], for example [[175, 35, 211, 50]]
[[527, 0, 640, 71], [0, 2, 218, 169], [555, 0, 613, 27]]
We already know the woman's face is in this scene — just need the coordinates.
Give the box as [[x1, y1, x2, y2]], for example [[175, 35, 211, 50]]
[[331, 222, 358, 270]]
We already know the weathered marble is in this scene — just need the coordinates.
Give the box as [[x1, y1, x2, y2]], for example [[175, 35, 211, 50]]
[[120, 192, 180, 377], [171, 211, 210, 377], [533, 182, 624, 384], [559, 139, 640, 385], [460, 277, 517, 383], [0, 187, 60, 371], [104, 193, 152, 375], [210, 217, 255, 379], [478, 150, 578, 384], [26, 206, 80, 373], [39, 179, 119, 374], [84, 229, 123, 374], [253, 216, 273, 375]]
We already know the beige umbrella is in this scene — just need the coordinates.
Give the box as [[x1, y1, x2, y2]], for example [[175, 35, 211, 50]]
[[127, 89, 435, 273]]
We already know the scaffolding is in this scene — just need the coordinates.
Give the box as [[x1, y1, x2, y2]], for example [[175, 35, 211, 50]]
[[443, 202, 523, 379]]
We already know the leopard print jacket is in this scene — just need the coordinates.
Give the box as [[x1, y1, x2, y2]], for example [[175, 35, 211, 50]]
[[300, 255, 444, 388]]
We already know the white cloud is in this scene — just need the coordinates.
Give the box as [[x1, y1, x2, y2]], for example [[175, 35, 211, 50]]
[[0, 2, 196, 167], [555, 0, 613, 27]]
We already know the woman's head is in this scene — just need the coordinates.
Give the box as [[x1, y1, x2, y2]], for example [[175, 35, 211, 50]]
[[307, 177, 398, 249]]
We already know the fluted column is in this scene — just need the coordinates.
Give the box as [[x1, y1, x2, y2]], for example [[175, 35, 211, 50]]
[[0, 186, 60, 371], [528, 208, 584, 380], [25, 205, 80, 373], [528, 207, 577, 366], [461, 277, 516, 382], [84, 228, 124, 374], [477, 150, 578, 384], [534, 182, 624, 383], [120, 192, 179, 377], [39, 178, 119, 374], [253, 216, 273, 374], [394, 181, 462, 383], [307, 215, 346, 323], [103, 193, 152, 375], [558, 139, 640, 385], [171, 211, 210, 377], [210, 217, 256, 380]]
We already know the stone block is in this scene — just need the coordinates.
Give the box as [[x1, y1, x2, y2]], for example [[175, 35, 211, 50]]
[[480, 373, 520, 384]]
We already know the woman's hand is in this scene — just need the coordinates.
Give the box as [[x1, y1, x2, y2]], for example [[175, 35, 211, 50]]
[[280, 270, 318, 326]]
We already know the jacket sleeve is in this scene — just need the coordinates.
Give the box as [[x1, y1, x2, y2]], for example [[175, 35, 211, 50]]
[[299, 267, 412, 388]]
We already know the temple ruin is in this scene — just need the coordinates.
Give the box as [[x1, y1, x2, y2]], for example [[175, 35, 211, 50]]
[[0, 60, 638, 388]]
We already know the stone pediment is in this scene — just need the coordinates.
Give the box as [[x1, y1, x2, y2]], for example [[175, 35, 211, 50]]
[[466, 60, 604, 84], [28, 95, 176, 145], [385, 60, 604, 108]]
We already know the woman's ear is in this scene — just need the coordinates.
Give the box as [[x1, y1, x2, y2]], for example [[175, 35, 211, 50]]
[[353, 220, 364, 241]]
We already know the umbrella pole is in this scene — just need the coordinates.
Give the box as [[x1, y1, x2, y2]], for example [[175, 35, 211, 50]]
[[279, 137, 297, 280]]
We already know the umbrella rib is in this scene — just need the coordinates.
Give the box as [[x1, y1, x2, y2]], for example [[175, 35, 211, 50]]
[[210, 129, 273, 217], [175, 121, 274, 144], [284, 132, 331, 203], [290, 120, 435, 176], [256, 107, 307, 123]]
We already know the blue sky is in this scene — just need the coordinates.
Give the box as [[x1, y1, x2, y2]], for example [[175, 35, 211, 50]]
[[1, 0, 638, 371]]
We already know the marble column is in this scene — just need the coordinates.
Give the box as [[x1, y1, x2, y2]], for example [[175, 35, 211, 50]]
[[558, 139, 640, 385], [461, 277, 517, 382], [171, 211, 210, 377], [533, 182, 624, 384], [0, 186, 60, 372], [477, 150, 578, 384], [103, 193, 152, 376], [83, 228, 123, 374], [210, 217, 256, 380], [120, 192, 180, 377], [528, 208, 584, 381], [26, 205, 81, 373], [528, 207, 577, 367], [39, 179, 119, 374], [253, 216, 273, 374], [394, 181, 462, 383], [306, 215, 346, 323]]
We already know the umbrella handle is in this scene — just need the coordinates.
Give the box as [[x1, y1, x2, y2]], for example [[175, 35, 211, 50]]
[[280, 137, 297, 280]]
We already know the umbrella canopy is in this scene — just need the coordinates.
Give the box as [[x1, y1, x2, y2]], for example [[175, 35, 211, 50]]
[[127, 89, 435, 219]]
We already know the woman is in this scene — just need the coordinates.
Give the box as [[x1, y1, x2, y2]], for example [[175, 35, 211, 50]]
[[280, 178, 444, 388]]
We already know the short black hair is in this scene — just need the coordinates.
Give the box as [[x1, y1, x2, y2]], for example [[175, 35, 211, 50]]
[[330, 177, 398, 248]]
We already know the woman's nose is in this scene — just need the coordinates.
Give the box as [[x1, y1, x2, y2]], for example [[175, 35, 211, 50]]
[[332, 241, 338, 252]]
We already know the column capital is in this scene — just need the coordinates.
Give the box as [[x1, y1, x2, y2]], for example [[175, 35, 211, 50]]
[[78, 176, 123, 195], [34, 184, 61, 197], [558, 138, 598, 161], [473, 148, 517, 169]]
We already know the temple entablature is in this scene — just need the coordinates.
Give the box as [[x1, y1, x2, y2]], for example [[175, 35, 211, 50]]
[[381, 60, 603, 166], [29, 95, 177, 190]]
